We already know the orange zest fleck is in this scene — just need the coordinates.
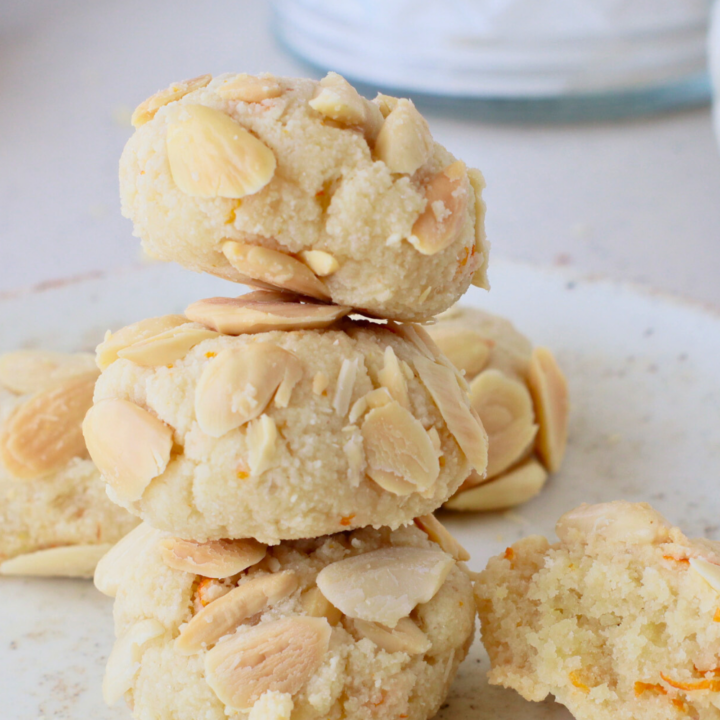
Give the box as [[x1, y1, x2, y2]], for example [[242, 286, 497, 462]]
[[661, 672, 720, 692], [671, 698, 689, 712], [714, 608, 720, 622], [459, 246, 470, 267], [237, 470, 250, 480], [569, 671, 590, 693], [663, 555, 690, 566], [340, 514, 356, 527], [205, 351, 217, 358], [166, 364, 173, 369], [504, 547, 515, 561], [634, 681, 667, 697], [196, 577, 215, 607]]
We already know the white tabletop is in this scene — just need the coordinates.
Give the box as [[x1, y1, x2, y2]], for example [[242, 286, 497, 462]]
[[2, 0, 720, 308]]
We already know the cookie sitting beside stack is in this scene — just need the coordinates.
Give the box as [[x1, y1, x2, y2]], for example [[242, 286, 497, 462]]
[[86, 70, 492, 719]]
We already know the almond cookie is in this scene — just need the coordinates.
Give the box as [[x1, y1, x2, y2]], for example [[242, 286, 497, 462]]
[[476, 501, 720, 720], [95, 520, 475, 720], [426, 305, 569, 512], [0, 350, 138, 576], [119, 72, 489, 321], [82, 292, 488, 543]]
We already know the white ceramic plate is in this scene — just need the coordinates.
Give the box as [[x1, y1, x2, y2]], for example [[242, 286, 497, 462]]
[[1, 259, 719, 720]]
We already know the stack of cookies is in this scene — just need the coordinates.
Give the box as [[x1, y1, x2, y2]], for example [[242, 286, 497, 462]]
[[85, 71, 494, 720]]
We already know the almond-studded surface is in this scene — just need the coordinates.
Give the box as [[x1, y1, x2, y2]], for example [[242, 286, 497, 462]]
[[88, 316, 475, 543], [120, 72, 488, 321], [427, 305, 568, 511], [0, 350, 138, 565], [97, 523, 475, 720]]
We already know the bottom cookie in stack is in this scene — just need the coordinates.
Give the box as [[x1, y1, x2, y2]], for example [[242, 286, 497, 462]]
[[95, 517, 475, 720]]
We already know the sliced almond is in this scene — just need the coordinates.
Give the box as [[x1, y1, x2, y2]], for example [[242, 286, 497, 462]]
[[309, 72, 383, 141], [366, 468, 418, 496], [166, 105, 276, 198], [316, 547, 454, 627], [131, 74, 212, 127], [690, 558, 720, 592], [409, 161, 469, 256], [217, 74, 283, 103], [96, 315, 188, 370], [117, 324, 219, 367], [177, 571, 298, 654], [555, 501, 671, 546], [205, 616, 331, 710], [413, 355, 488, 476], [159, 537, 266, 579], [444, 457, 547, 512], [0, 544, 112, 578], [223, 241, 330, 301], [103, 619, 165, 704], [301, 586, 343, 626], [470, 369, 538, 478], [312, 372, 329, 395], [414, 514, 470, 562], [362, 400, 439, 495], [353, 617, 430, 655], [186, 293, 349, 336], [342, 426, 366, 487], [299, 250, 340, 277], [426, 327, 491, 379], [82, 399, 173, 502], [374, 99, 433, 175], [373, 93, 400, 118], [333, 358, 359, 417], [1, 372, 97, 480], [247, 414, 278, 475], [194, 344, 302, 437], [94, 524, 162, 597], [0, 350, 97, 395], [467, 168, 490, 290], [527, 347, 569, 473], [377, 346, 410, 409]]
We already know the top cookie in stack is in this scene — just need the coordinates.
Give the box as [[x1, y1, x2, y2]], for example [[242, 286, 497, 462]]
[[119, 72, 489, 322]]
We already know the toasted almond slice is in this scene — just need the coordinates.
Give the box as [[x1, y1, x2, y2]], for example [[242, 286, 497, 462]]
[[117, 324, 219, 366], [342, 426, 366, 487], [1, 372, 97, 480], [317, 547, 453, 627], [131, 74, 212, 127], [247, 414, 278, 475], [299, 250, 340, 277], [353, 617, 430, 655], [159, 537, 266, 579], [185, 294, 349, 335], [205, 616, 331, 710], [167, 105, 276, 198], [426, 327, 491, 379], [223, 241, 331, 301], [445, 457, 547, 512], [83, 399, 173, 502], [0, 544, 112, 578], [0, 350, 97, 395], [414, 514, 470, 562], [217, 74, 283, 102], [378, 346, 410, 409], [301, 587, 343, 625], [333, 358, 359, 417], [103, 619, 165, 704], [409, 161, 469, 256], [690, 558, 720, 592], [373, 93, 400, 118], [470, 369, 538, 478], [94, 524, 162, 597], [194, 345, 302, 437], [467, 168, 490, 290], [374, 99, 433, 174], [96, 315, 188, 370], [555, 501, 671, 546], [177, 571, 299, 654], [527, 347, 569, 473], [413, 355, 488, 476], [312, 372, 329, 395], [309, 72, 383, 141], [362, 401, 439, 494], [366, 467, 418, 496]]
